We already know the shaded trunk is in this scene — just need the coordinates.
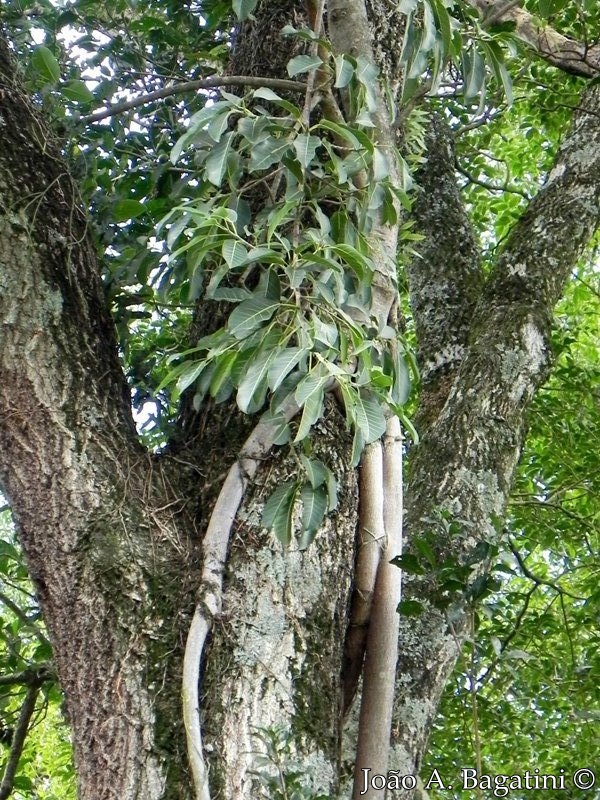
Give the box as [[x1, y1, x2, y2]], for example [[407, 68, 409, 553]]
[[0, 38, 197, 800]]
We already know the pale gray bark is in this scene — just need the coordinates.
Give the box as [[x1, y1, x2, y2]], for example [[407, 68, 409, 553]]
[[2, 2, 600, 799], [0, 39, 196, 800], [391, 81, 600, 790]]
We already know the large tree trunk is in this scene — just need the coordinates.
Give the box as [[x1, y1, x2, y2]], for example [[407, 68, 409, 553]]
[[1, 0, 600, 798]]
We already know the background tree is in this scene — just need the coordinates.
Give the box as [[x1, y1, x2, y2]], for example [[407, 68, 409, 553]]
[[0, 0, 599, 799]]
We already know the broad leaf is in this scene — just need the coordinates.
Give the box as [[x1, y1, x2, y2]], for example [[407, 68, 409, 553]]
[[287, 54, 323, 77], [227, 296, 279, 339], [31, 46, 60, 85], [262, 481, 298, 545]]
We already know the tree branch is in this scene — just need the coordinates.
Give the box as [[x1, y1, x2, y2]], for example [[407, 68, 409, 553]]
[[327, 0, 401, 328], [352, 417, 403, 800], [0, 592, 50, 647], [0, 665, 53, 688], [392, 80, 600, 793], [466, 0, 600, 78], [407, 115, 484, 426], [81, 75, 306, 125], [0, 683, 41, 800], [342, 441, 385, 716]]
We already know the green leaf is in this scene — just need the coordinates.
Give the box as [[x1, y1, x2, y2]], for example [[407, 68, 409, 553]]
[[299, 483, 328, 541], [538, 0, 568, 18], [208, 109, 234, 142], [260, 408, 292, 445], [390, 553, 426, 574], [392, 349, 411, 406], [60, 79, 94, 103], [334, 55, 355, 88], [397, 599, 424, 616], [227, 296, 279, 339], [222, 239, 248, 268], [236, 348, 275, 413], [331, 243, 373, 280], [294, 372, 327, 441], [299, 455, 329, 489], [252, 87, 282, 102], [372, 148, 390, 181], [353, 393, 386, 443], [292, 134, 321, 169], [287, 54, 323, 77], [294, 369, 328, 406], [462, 47, 486, 101], [249, 137, 291, 172], [205, 132, 234, 186], [209, 351, 238, 399], [350, 426, 365, 468], [176, 361, 206, 395], [262, 481, 298, 545], [112, 200, 146, 222], [232, 0, 259, 21], [31, 45, 60, 85], [268, 347, 306, 392]]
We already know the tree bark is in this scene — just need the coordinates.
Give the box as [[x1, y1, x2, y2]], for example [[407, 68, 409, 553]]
[[0, 38, 197, 800], [391, 81, 600, 789], [1, 1, 600, 798]]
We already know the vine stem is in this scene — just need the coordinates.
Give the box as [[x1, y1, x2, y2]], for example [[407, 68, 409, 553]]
[[342, 438, 385, 714], [352, 415, 403, 800], [182, 402, 298, 800]]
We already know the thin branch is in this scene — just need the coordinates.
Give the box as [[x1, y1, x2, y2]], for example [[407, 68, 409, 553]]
[[182, 401, 298, 800], [0, 665, 54, 688], [477, 584, 536, 687], [81, 75, 306, 125], [508, 541, 585, 600], [0, 683, 40, 800], [0, 592, 49, 647], [456, 161, 531, 200]]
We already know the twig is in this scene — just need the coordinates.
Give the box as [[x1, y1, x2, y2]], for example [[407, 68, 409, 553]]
[[81, 75, 306, 125], [0, 665, 54, 688], [477, 584, 536, 687], [301, 0, 327, 126], [508, 540, 585, 600], [456, 161, 531, 200], [0, 592, 49, 647], [0, 683, 41, 800]]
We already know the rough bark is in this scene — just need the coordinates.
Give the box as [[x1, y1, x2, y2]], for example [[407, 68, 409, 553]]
[[0, 39, 197, 800], [1, 1, 600, 798], [468, 0, 600, 78], [391, 82, 600, 790]]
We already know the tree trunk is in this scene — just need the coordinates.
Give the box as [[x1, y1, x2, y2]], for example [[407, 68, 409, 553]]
[[2, 0, 600, 798]]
